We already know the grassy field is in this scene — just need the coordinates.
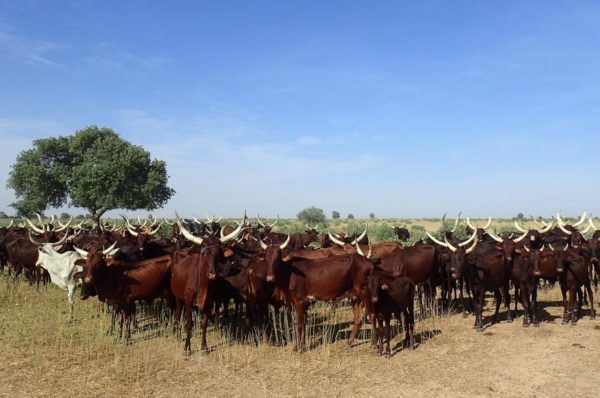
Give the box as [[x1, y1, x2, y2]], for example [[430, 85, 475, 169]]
[[1, 272, 599, 397], [2, 216, 598, 397]]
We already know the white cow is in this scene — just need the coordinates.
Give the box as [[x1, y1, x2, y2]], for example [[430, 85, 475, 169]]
[[31, 233, 84, 321]]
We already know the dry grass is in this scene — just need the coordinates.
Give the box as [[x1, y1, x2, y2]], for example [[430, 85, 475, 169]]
[[1, 273, 600, 398]]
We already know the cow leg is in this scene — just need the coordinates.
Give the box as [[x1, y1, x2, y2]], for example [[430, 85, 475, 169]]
[[404, 301, 415, 349], [347, 299, 364, 347], [585, 282, 595, 319], [67, 283, 75, 322], [492, 289, 502, 324], [200, 310, 210, 354], [459, 278, 467, 318], [560, 283, 569, 324], [504, 282, 512, 322], [384, 314, 392, 358], [118, 311, 125, 339], [375, 316, 383, 355], [294, 303, 307, 352], [513, 284, 519, 316], [569, 288, 577, 325], [520, 284, 530, 327], [173, 298, 183, 337], [183, 301, 193, 355]]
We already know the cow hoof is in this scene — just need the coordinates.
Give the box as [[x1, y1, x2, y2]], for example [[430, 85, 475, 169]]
[[533, 322, 540, 328], [561, 319, 568, 325], [522, 322, 530, 328], [462, 313, 468, 319], [183, 349, 192, 357], [506, 318, 513, 323]]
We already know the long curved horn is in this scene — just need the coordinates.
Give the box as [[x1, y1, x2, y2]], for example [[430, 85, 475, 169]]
[[35, 212, 45, 227], [176, 212, 204, 245], [444, 237, 457, 253], [126, 225, 139, 237], [556, 213, 572, 235], [256, 213, 265, 227], [220, 213, 246, 243], [487, 230, 503, 243], [514, 220, 528, 233], [270, 214, 279, 228], [458, 230, 478, 247], [524, 245, 530, 253], [102, 241, 118, 256], [120, 215, 136, 230], [531, 216, 542, 228], [465, 236, 478, 254], [215, 215, 222, 223], [258, 236, 268, 250], [26, 218, 45, 234], [513, 231, 529, 243], [482, 217, 492, 229], [148, 223, 162, 236], [466, 217, 476, 231], [572, 211, 587, 227], [355, 241, 365, 257], [279, 234, 291, 250], [564, 243, 569, 251], [328, 231, 345, 247], [548, 244, 555, 252], [219, 226, 227, 239], [538, 222, 553, 233], [7, 220, 14, 228], [588, 217, 597, 232], [149, 216, 159, 227], [28, 230, 44, 246], [580, 222, 593, 234], [425, 232, 447, 247], [55, 217, 72, 232], [451, 211, 462, 233], [193, 217, 204, 226], [387, 222, 396, 229], [539, 244, 545, 252], [73, 246, 88, 259], [367, 243, 373, 259], [163, 218, 174, 226], [441, 213, 447, 230], [351, 223, 368, 245]]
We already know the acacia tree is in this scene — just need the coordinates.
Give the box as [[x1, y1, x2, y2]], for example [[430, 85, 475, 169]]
[[7, 126, 175, 225], [297, 206, 326, 225]]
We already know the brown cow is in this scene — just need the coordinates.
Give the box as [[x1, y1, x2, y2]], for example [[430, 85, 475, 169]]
[[368, 271, 415, 357], [170, 214, 245, 354], [75, 243, 172, 342], [263, 245, 374, 352]]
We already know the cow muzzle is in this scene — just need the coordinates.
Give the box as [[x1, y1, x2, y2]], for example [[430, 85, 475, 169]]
[[266, 275, 274, 282], [371, 297, 378, 303], [533, 271, 541, 276], [208, 273, 216, 280], [84, 277, 92, 284]]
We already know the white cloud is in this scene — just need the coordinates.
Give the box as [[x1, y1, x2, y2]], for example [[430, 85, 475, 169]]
[[0, 29, 63, 67]]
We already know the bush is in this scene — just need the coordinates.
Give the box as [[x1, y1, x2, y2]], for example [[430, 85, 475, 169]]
[[297, 206, 326, 225], [347, 214, 354, 219], [331, 211, 340, 219]]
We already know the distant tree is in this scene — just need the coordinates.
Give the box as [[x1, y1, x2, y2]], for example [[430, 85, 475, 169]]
[[331, 210, 340, 219], [297, 206, 326, 225], [7, 126, 175, 226], [347, 213, 355, 219], [60, 212, 71, 220], [74, 214, 86, 220], [0, 211, 8, 219], [369, 213, 375, 219], [517, 213, 524, 220]]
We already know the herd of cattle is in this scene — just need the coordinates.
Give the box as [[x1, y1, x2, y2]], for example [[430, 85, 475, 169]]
[[0, 211, 598, 357]]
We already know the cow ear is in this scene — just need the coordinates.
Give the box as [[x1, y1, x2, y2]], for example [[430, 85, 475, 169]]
[[223, 248, 234, 257], [73, 271, 83, 280], [74, 259, 87, 266]]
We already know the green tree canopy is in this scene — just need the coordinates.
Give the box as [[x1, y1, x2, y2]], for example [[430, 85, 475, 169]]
[[331, 210, 340, 219], [347, 213, 355, 219], [7, 126, 175, 224], [297, 206, 326, 225]]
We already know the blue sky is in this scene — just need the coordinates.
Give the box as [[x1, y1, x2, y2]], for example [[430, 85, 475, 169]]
[[1, 1, 599, 218]]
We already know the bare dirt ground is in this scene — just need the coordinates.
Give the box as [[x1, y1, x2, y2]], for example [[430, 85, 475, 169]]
[[1, 274, 599, 398]]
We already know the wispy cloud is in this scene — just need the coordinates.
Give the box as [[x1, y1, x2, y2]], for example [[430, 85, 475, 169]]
[[0, 28, 63, 67], [85, 44, 169, 72]]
